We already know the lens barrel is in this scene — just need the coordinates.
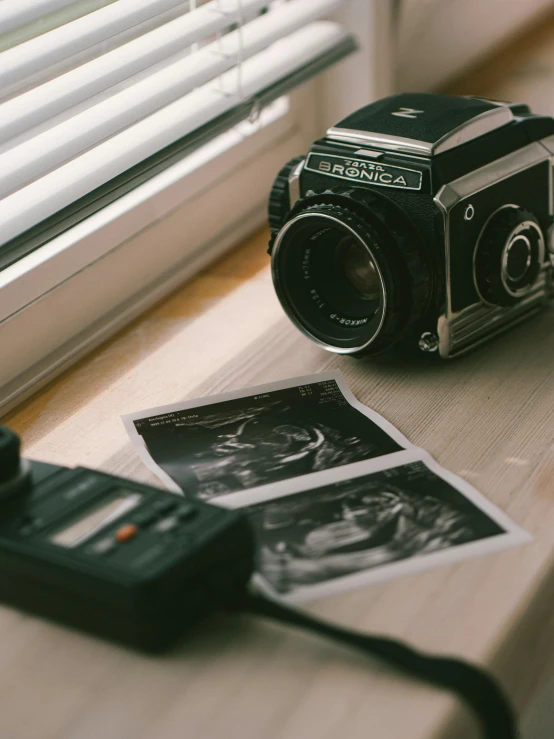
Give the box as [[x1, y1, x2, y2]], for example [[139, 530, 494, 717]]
[[271, 199, 430, 355]]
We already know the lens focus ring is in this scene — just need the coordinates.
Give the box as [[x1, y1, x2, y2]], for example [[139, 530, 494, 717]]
[[271, 196, 431, 355]]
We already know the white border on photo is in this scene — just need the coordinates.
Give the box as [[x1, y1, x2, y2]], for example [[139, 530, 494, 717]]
[[121, 370, 418, 495], [217, 449, 532, 603]]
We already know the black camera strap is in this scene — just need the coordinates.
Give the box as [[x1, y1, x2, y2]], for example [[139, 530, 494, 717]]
[[235, 591, 518, 739]]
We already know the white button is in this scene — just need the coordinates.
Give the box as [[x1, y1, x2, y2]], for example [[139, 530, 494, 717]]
[[155, 516, 179, 533], [91, 537, 115, 554]]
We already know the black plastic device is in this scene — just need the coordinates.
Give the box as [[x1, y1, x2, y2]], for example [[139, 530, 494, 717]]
[[0, 426, 254, 651]]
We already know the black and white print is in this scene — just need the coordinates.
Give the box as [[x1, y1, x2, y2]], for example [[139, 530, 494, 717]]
[[123, 371, 530, 597], [221, 454, 530, 601], [123, 372, 410, 499]]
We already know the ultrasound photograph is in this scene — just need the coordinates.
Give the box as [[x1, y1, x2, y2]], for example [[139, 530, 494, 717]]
[[125, 375, 408, 499], [241, 459, 528, 600]]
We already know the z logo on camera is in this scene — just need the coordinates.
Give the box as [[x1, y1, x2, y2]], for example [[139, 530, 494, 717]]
[[305, 154, 422, 191]]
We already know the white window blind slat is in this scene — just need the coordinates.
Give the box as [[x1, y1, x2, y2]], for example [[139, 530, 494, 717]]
[[0, 20, 349, 247], [0, 0, 270, 145], [0, 0, 84, 34], [0, 0, 189, 99], [0, 0, 343, 200], [0, 1, 117, 52]]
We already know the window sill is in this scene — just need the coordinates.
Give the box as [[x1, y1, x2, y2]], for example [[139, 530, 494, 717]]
[[0, 98, 306, 415]]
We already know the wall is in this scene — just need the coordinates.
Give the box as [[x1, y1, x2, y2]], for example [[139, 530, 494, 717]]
[[397, 0, 554, 91]]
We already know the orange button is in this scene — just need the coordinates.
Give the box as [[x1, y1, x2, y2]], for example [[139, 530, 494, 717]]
[[115, 523, 138, 542]]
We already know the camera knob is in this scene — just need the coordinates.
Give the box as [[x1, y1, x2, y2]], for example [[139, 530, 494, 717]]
[[475, 207, 545, 306], [268, 156, 305, 237], [0, 426, 31, 501]]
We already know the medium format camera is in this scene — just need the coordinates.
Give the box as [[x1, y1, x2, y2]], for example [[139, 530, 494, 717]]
[[268, 93, 554, 358]]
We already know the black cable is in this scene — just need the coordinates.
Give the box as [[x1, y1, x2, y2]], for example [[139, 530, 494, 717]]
[[235, 591, 518, 739]]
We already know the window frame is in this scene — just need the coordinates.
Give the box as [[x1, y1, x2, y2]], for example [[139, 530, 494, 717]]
[[0, 0, 394, 416]]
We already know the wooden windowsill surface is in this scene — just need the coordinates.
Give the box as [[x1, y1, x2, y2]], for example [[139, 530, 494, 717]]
[[3, 223, 554, 739], [3, 17, 554, 739]]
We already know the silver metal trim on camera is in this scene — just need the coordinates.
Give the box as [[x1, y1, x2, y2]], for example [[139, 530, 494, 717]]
[[434, 140, 552, 358], [304, 152, 423, 191], [437, 274, 548, 358], [288, 159, 305, 209], [433, 106, 513, 154], [326, 128, 433, 156], [502, 234, 532, 283], [271, 212, 388, 355]]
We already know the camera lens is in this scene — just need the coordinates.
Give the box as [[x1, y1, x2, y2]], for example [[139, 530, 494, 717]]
[[271, 212, 385, 352], [271, 202, 430, 355], [338, 237, 382, 301]]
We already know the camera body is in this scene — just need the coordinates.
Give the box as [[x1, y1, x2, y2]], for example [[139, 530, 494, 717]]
[[268, 93, 554, 358]]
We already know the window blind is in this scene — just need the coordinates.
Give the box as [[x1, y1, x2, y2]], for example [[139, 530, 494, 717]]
[[0, 1, 118, 53], [0, 1, 194, 100], [0, 0, 354, 256]]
